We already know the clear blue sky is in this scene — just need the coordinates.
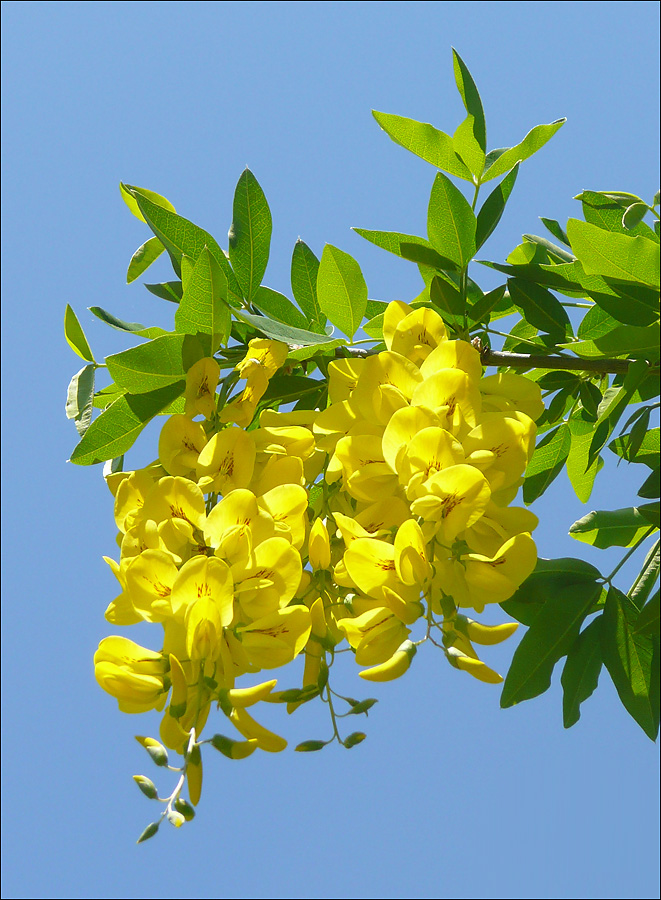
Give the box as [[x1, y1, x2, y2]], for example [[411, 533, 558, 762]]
[[1, 2, 659, 898]]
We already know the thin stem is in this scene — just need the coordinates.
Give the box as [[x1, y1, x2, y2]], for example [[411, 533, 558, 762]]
[[604, 527, 657, 585]]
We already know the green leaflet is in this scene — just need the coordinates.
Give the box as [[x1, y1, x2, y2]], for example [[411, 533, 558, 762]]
[[64, 305, 95, 363], [540, 217, 571, 247], [467, 284, 508, 324], [69, 382, 185, 466], [475, 165, 519, 251], [481, 118, 566, 182], [569, 506, 658, 550], [352, 228, 433, 261], [566, 409, 604, 503], [228, 168, 272, 303], [429, 275, 464, 330], [106, 333, 200, 395], [561, 617, 603, 728], [630, 543, 660, 612], [316, 245, 367, 340], [523, 423, 571, 504], [88, 307, 168, 340], [452, 114, 485, 179], [145, 281, 183, 304], [566, 218, 660, 289], [635, 591, 660, 638], [609, 427, 660, 468], [507, 278, 571, 338], [501, 579, 602, 707], [65, 364, 95, 437], [427, 172, 476, 269], [124, 186, 243, 306], [234, 308, 343, 349], [126, 236, 165, 284], [254, 286, 310, 331], [372, 110, 472, 180], [578, 190, 657, 239], [119, 183, 176, 221], [452, 49, 487, 151], [587, 359, 651, 465], [501, 557, 602, 627], [399, 242, 459, 272], [291, 240, 325, 329], [174, 247, 231, 348], [601, 586, 659, 740]]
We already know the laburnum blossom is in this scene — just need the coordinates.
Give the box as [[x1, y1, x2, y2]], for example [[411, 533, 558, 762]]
[[94, 303, 543, 817]]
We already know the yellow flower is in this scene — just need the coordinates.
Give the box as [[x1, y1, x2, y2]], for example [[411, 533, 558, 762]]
[[337, 607, 410, 666], [389, 307, 448, 364], [237, 605, 312, 669], [234, 339, 288, 379], [196, 427, 256, 495], [184, 357, 220, 419], [308, 518, 331, 570], [158, 415, 208, 478], [94, 637, 167, 713], [410, 464, 491, 544]]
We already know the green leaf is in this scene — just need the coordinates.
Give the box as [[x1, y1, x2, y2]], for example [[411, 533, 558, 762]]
[[261, 374, 323, 406], [254, 286, 309, 330], [352, 228, 433, 261], [566, 219, 660, 289], [234, 308, 343, 349], [587, 360, 651, 464], [630, 542, 660, 611], [522, 234, 576, 264], [540, 217, 571, 247], [569, 506, 656, 549], [452, 115, 485, 179], [174, 247, 230, 347], [228, 168, 272, 303], [65, 364, 95, 437], [578, 190, 656, 238], [372, 111, 472, 180], [481, 118, 566, 182], [609, 427, 660, 468], [120, 183, 175, 221], [475, 165, 519, 251], [577, 304, 620, 341], [507, 278, 571, 338], [64, 305, 95, 363], [635, 591, 660, 637], [561, 617, 603, 728], [523, 423, 571, 504], [287, 340, 347, 362], [429, 275, 464, 326], [317, 245, 367, 340], [106, 334, 197, 395], [399, 242, 459, 272], [501, 580, 601, 707], [125, 186, 243, 305], [566, 409, 604, 503], [427, 172, 476, 269], [601, 586, 659, 740], [639, 468, 660, 500], [291, 240, 325, 328], [467, 284, 508, 324], [452, 49, 486, 151], [501, 557, 602, 626], [127, 236, 165, 284], [565, 325, 660, 360], [145, 281, 183, 303], [88, 307, 168, 340], [69, 382, 184, 466], [623, 203, 650, 230]]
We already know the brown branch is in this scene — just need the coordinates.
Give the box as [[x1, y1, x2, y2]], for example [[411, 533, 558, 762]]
[[478, 347, 655, 375]]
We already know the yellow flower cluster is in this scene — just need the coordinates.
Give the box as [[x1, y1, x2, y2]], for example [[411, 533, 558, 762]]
[[95, 301, 543, 803]]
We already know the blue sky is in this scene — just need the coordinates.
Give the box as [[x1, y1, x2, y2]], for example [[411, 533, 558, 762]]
[[1, 2, 659, 898]]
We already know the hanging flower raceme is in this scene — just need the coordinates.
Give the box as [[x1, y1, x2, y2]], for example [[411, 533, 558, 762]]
[[91, 305, 542, 837]]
